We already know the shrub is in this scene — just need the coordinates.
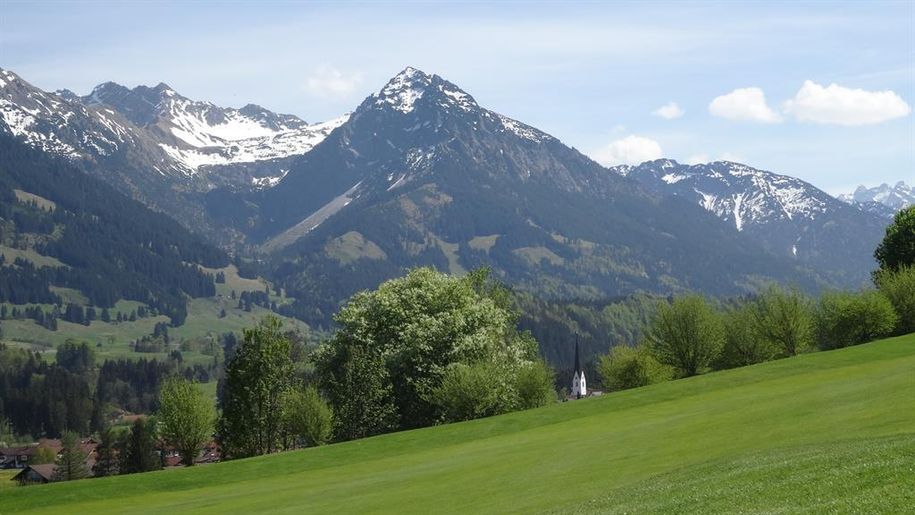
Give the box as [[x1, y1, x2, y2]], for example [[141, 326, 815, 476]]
[[715, 305, 777, 370], [282, 386, 334, 448], [514, 360, 556, 409], [815, 290, 898, 350], [875, 265, 915, 335], [429, 362, 506, 423], [748, 286, 815, 356], [646, 295, 725, 377], [598, 344, 672, 391]]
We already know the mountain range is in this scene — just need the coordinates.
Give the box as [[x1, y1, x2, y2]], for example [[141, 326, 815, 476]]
[[838, 181, 914, 219], [612, 160, 887, 286], [0, 66, 895, 334]]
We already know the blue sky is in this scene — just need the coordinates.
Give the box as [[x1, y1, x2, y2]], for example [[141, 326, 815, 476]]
[[2, 0, 912, 193]]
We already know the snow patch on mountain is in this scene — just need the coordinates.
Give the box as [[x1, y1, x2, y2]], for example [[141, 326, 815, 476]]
[[375, 67, 429, 113], [497, 115, 550, 143], [158, 114, 349, 171]]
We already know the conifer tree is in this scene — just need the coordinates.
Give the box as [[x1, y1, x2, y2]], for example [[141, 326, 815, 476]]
[[52, 431, 89, 481]]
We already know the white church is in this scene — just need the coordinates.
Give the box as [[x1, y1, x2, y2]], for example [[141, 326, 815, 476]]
[[570, 339, 587, 399]]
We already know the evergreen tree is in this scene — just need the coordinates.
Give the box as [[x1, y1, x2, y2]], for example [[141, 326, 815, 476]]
[[52, 431, 89, 481], [121, 418, 161, 474], [92, 428, 120, 477]]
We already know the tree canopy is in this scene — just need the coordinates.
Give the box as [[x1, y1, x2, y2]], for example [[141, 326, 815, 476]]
[[158, 377, 215, 466], [646, 295, 724, 377], [318, 268, 544, 437], [875, 206, 915, 272], [218, 316, 293, 458]]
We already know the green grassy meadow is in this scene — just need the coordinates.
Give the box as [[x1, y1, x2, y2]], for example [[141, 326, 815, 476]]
[[0, 265, 309, 369], [4, 334, 913, 513]]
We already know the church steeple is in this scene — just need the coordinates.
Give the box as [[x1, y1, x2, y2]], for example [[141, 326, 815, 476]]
[[571, 336, 586, 399], [573, 337, 582, 375]]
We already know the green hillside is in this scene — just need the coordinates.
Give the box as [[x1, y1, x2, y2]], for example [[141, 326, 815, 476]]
[[6, 335, 914, 513], [0, 264, 310, 368]]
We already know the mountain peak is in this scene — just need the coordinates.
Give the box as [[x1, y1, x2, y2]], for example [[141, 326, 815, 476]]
[[370, 67, 478, 115], [153, 82, 177, 97], [0, 68, 22, 88], [373, 67, 435, 113]]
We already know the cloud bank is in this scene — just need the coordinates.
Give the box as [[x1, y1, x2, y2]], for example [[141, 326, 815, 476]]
[[592, 135, 663, 166], [652, 101, 684, 119], [306, 65, 363, 98], [709, 87, 781, 123], [783, 80, 911, 126]]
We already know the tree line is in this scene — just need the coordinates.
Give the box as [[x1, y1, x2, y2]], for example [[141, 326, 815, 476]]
[[597, 206, 915, 391], [0, 340, 213, 438]]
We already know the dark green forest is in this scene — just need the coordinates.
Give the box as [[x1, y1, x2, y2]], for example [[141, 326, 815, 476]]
[[0, 134, 227, 325]]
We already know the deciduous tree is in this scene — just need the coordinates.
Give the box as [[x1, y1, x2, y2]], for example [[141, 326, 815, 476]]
[[158, 377, 215, 466], [218, 316, 293, 458], [875, 265, 915, 335], [748, 286, 815, 356], [815, 290, 897, 349], [598, 344, 672, 391], [281, 386, 333, 448], [646, 295, 724, 377], [875, 206, 915, 272]]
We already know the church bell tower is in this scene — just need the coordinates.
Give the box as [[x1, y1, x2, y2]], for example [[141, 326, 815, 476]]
[[571, 338, 586, 399]]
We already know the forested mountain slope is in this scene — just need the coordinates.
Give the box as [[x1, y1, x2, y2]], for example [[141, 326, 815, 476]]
[[0, 134, 227, 325]]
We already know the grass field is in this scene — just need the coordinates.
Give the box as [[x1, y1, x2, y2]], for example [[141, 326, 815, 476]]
[[0, 469, 18, 490], [4, 334, 914, 513]]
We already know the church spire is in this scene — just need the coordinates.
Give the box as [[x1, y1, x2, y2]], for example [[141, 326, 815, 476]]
[[573, 336, 582, 375], [571, 336, 586, 399]]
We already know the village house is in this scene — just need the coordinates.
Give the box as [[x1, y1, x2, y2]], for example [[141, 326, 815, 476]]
[[0, 446, 34, 469], [12, 463, 57, 485]]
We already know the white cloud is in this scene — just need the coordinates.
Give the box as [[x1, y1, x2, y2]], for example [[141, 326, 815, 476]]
[[709, 87, 781, 123], [685, 153, 709, 165], [592, 135, 663, 166], [684, 152, 744, 165], [717, 151, 745, 163], [305, 65, 363, 97], [783, 80, 911, 125], [652, 101, 684, 119]]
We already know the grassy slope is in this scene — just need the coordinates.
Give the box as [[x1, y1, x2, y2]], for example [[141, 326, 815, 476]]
[[5, 335, 914, 514], [1, 265, 309, 368]]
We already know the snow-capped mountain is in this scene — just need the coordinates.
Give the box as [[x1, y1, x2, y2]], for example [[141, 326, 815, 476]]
[[255, 67, 821, 326], [612, 160, 838, 232], [611, 159, 887, 284], [83, 81, 348, 178], [0, 68, 174, 173], [838, 181, 914, 218], [0, 67, 347, 193]]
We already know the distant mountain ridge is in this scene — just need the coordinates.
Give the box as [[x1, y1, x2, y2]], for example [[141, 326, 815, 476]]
[[610, 159, 887, 285], [838, 181, 914, 218], [0, 68, 347, 192], [83, 80, 348, 181]]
